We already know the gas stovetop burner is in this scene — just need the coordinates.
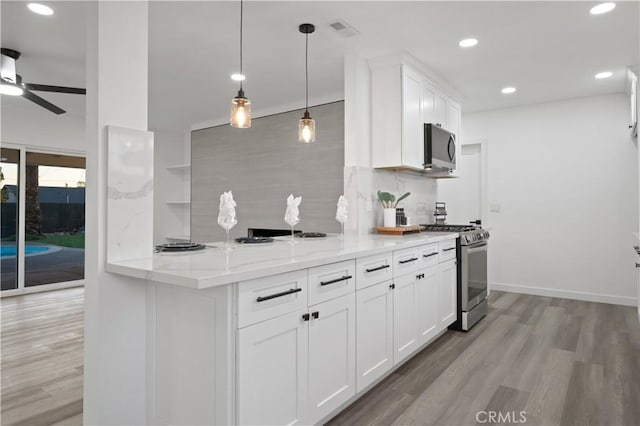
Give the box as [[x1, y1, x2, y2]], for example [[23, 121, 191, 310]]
[[421, 224, 478, 232], [421, 224, 490, 246]]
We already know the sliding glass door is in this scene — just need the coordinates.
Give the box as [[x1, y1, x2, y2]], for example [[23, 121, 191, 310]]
[[0, 147, 86, 294], [1, 148, 20, 291]]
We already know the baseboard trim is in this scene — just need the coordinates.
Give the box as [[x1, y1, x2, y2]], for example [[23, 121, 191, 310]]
[[490, 282, 637, 307]]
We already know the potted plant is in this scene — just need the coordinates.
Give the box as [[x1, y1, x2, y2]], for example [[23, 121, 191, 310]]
[[377, 191, 410, 227]]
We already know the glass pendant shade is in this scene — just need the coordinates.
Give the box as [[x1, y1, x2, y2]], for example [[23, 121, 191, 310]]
[[230, 90, 251, 128], [298, 111, 315, 143]]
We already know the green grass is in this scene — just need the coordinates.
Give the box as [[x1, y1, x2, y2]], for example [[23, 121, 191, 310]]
[[25, 233, 85, 249]]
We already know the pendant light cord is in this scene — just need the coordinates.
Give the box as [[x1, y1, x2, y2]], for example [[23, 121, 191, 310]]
[[239, 0, 244, 92], [305, 32, 309, 112]]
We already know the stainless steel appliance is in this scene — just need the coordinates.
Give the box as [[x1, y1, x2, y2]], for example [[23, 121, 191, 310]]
[[421, 224, 489, 331], [424, 124, 456, 171]]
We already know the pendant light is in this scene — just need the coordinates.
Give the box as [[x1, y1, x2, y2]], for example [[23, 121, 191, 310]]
[[298, 23, 315, 143], [230, 0, 251, 128]]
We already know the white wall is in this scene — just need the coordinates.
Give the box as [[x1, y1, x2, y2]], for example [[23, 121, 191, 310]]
[[464, 93, 639, 305], [344, 53, 438, 235], [152, 128, 190, 244], [1, 102, 85, 153]]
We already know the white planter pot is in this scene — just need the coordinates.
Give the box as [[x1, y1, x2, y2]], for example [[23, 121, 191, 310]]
[[383, 208, 396, 228]]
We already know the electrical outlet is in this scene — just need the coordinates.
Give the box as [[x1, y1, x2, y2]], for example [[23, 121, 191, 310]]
[[366, 197, 373, 212]]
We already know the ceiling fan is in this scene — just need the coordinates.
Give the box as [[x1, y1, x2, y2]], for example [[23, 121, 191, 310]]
[[0, 48, 86, 115]]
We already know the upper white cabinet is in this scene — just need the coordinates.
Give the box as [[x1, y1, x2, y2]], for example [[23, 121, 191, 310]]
[[402, 67, 425, 169], [371, 56, 463, 174]]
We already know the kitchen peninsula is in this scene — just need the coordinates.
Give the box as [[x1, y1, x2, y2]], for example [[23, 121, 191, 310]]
[[106, 232, 458, 425]]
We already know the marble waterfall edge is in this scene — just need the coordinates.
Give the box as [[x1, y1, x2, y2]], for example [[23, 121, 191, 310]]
[[107, 126, 154, 263]]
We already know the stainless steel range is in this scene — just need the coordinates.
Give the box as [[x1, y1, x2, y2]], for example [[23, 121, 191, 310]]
[[422, 224, 489, 331]]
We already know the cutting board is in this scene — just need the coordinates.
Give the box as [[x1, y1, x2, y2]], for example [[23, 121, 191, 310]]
[[374, 225, 424, 235]]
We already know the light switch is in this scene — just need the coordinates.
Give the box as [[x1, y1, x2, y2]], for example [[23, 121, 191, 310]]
[[490, 203, 501, 213]]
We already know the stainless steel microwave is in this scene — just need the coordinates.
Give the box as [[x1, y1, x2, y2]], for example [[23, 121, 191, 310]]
[[424, 123, 456, 171]]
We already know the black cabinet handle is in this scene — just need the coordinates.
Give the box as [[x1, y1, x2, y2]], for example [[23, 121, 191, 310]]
[[399, 257, 418, 264], [256, 287, 302, 302], [320, 275, 353, 286], [365, 264, 390, 273], [423, 252, 437, 258], [302, 313, 310, 321], [442, 247, 456, 252], [416, 273, 425, 280], [389, 283, 396, 290], [312, 311, 319, 319]]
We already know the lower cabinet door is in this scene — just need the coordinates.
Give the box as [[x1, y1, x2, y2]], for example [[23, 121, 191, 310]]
[[307, 293, 356, 423], [237, 310, 309, 425], [356, 280, 393, 392], [393, 273, 419, 365], [438, 259, 457, 328], [416, 265, 439, 346]]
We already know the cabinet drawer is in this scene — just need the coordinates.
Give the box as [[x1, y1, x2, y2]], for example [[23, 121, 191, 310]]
[[418, 243, 439, 269], [356, 253, 393, 290], [308, 260, 355, 306], [393, 247, 421, 277], [438, 239, 457, 262], [238, 270, 308, 328]]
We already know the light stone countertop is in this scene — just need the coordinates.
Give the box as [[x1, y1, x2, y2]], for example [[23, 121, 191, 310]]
[[106, 232, 458, 289]]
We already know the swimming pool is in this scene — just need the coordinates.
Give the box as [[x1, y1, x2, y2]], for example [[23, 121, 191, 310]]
[[0, 245, 50, 258]]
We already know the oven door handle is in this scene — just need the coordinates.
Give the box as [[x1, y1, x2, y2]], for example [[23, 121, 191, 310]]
[[466, 243, 488, 253]]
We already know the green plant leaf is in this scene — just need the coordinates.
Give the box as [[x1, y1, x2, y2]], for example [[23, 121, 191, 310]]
[[394, 192, 411, 207]]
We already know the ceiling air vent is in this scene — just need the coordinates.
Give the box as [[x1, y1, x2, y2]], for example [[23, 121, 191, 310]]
[[328, 19, 359, 38]]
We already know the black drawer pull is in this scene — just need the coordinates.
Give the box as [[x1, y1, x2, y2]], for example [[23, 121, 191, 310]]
[[256, 287, 302, 302], [389, 283, 396, 290], [320, 275, 353, 286], [312, 311, 319, 319], [423, 252, 438, 258], [302, 313, 310, 321], [399, 257, 418, 264], [365, 264, 390, 273], [442, 247, 456, 252]]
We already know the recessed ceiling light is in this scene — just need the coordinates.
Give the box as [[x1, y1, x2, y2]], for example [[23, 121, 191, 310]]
[[230, 73, 245, 81], [0, 83, 24, 96], [595, 71, 613, 79], [27, 3, 54, 16], [501, 87, 517, 94], [590, 2, 616, 15], [459, 38, 478, 48]]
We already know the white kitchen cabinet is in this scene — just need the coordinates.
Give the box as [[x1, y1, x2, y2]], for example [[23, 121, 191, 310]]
[[371, 63, 424, 170], [447, 99, 461, 137], [307, 293, 356, 421], [237, 310, 309, 426], [356, 280, 394, 392], [422, 80, 436, 126], [416, 265, 439, 346], [392, 273, 419, 365], [434, 93, 448, 129], [371, 56, 462, 174], [402, 67, 425, 169], [438, 259, 457, 328]]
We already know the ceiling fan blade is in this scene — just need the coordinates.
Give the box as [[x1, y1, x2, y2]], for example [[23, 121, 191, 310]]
[[22, 89, 66, 114], [24, 83, 86, 95]]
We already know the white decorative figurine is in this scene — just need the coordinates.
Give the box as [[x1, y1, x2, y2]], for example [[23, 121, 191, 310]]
[[335, 195, 348, 237], [284, 194, 302, 240], [218, 191, 238, 246]]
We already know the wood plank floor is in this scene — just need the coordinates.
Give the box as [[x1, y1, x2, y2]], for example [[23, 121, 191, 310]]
[[328, 291, 640, 426], [1, 288, 638, 426], [1, 288, 84, 426]]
